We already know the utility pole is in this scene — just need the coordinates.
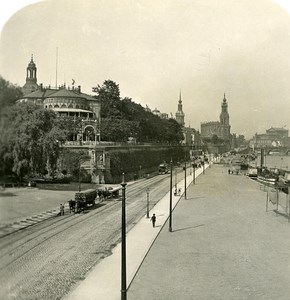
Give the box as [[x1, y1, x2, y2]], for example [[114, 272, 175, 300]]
[[121, 173, 127, 300], [184, 161, 187, 199], [146, 188, 150, 218], [169, 160, 173, 232]]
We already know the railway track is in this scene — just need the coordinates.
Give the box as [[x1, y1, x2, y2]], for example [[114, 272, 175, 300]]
[[0, 170, 186, 300]]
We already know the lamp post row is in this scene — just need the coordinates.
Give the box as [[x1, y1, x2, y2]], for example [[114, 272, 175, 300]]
[[121, 173, 127, 300], [120, 158, 206, 298]]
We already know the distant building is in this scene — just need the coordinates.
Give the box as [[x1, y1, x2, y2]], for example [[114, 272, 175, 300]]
[[19, 56, 101, 143], [200, 93, 231, 141], [174, 91, 200, 147], [151, 108, 168, 119], [22, 55, 39, 95], [175, 90, 185, 127], [249, 127, 289, 148]]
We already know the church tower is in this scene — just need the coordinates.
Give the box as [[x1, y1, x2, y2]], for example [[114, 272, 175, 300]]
[[175, 90, 185, 127], [219, 93, 231, 140], [220, 93, 229, 125], [22, 55, 38, 95]]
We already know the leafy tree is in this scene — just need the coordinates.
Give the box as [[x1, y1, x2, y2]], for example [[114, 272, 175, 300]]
[[236, 134, 246, 147], [93, 80, 184, 144], [0, 103, 67, 181], [58, 149, 90, 181], [0, 76, 23, 112], [93, 80, 122, 118]]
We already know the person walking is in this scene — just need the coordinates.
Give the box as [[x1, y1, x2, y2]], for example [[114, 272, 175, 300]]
[[150, 213, 156, 228], [60, 203, 64, 216]]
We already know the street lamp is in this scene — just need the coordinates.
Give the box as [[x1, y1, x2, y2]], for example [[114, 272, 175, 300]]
[[184, 161, 187, 199], [146, 188, 150, 218], [169, 160, 173, 232], [120, 173, 127, 300], [78, 161, 82, 192], [175, 167, 177, 191]]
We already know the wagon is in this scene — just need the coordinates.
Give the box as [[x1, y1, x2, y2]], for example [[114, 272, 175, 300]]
[[74, 189, 97, 212]]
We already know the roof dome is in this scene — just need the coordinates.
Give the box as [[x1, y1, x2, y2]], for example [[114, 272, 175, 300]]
[[28, 55, 36, 68]]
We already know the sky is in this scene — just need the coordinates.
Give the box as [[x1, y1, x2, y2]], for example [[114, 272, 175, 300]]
[[1, 0, 290, 139]]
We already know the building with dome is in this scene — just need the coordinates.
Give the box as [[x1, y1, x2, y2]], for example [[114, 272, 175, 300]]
[[19, 56, 101, 144], [22, 55, 39, 95]]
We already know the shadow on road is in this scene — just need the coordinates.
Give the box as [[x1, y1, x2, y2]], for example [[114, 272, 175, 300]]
[[172, 224, 204, 233]]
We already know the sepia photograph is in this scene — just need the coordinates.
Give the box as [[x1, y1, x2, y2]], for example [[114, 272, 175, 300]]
[[1, 0, 290, 299]]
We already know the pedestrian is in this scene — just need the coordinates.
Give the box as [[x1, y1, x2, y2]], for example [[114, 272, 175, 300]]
[[150, 213, 156, 228], [174, 188, 177, 196], [60, 203, 64, 216]]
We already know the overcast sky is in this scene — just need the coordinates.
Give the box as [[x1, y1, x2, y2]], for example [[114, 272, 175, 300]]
[[1, 0, 290, 139]]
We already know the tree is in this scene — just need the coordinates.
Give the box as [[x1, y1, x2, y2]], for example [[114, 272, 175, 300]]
[[0, 103, 67, 181], [0, 76, 23, 112], [93, 80, 122, 118], [92, 79, 184, 144]]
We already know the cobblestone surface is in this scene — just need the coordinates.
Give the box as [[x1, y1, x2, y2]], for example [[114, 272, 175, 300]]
[[0, 172, 182, 300]]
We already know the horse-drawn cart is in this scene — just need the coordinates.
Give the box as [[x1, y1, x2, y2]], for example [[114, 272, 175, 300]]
[[69, 189, 97, 213]]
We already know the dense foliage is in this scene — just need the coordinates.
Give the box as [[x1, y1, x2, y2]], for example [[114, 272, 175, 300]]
[[0, 103, 67, 182], [0, 77, 183, 182], [0, 76, 23, 112], [93, 80, 184, 143]]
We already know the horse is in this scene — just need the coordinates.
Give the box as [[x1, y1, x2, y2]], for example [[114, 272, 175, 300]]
[[68, 200, 76, 213], [75, 200, 85, 213]]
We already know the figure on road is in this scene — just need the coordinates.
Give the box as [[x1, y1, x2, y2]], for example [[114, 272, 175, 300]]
[[59, 203, 64, 216], [151, 213, 156, 228]]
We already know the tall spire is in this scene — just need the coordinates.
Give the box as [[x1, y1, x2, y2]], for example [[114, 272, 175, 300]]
[[176, 89, 185, 127]]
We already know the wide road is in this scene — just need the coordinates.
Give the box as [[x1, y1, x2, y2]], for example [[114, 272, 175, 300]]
[[0, 167, 187, 300]]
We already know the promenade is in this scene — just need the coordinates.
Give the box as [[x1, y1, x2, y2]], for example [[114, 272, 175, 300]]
[[128, 164, 290, 300], [65, 163, 290, 300]]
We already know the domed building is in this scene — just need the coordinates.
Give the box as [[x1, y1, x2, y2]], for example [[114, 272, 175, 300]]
[[19, 57, 101, 143], [22, 55, 38, 95]]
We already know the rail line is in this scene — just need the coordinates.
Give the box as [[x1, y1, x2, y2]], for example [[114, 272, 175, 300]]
[[0, 173, 174, 272]]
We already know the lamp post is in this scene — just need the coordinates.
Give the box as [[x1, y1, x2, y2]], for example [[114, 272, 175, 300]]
[[169, 160, 173, 232], [184, 161, 187, 199], [193, 160, 196, 184], [78, 161, 82, 192], [175, 168, 177, 191], [146, 188, 150, 218], [120, 173, 127, 300]]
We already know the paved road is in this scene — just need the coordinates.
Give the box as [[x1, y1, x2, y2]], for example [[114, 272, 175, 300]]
[[128, 164, 290, 300], [0, 168, 187, 300]]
